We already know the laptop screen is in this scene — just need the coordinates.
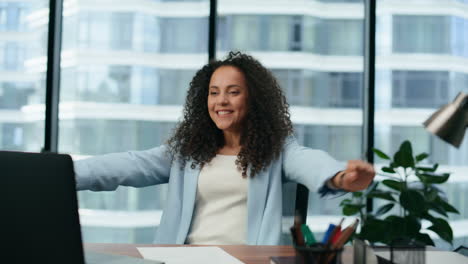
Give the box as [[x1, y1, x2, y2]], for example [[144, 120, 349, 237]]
[[1, 151, 85, 264]]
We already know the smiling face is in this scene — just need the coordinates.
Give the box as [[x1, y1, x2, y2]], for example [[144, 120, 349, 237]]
[[207, 66, 249, 135]]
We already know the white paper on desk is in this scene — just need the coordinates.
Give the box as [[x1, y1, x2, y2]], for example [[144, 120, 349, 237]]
[[374, 251, 468, 264], [137, 246, 245, 264]]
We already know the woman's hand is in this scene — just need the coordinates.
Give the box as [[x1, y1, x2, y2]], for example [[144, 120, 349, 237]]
[[331, 160, 375, 192]]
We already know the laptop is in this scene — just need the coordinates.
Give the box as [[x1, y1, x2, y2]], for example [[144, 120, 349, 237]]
[[1, 150, 163, 264]]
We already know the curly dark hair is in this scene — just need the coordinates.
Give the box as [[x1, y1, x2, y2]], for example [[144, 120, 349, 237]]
[[167, 51, 294, 177]]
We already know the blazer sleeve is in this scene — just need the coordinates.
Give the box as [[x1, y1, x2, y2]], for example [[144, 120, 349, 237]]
[[74, 145, 173, 191], [282, 136, 346, 193]]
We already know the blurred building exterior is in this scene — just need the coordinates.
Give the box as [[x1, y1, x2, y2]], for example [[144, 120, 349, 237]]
[[0, 0, 467, 247]]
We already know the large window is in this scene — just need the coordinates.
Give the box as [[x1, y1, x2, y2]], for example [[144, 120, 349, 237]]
[[376, 0, 468, 249], [57, 0, 209, 243], [0, 2, 47, 152], [217, 0, 364, 244]]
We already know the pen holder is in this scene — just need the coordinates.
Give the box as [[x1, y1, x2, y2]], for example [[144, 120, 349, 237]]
[[294, 243, 343, 264]]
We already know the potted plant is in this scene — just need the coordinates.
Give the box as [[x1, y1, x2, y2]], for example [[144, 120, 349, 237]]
[[340, 140, 459, 246]]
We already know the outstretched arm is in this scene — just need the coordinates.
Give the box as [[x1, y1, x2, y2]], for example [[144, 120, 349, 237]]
[[282, 137, 346, 192], [283, 137, 375, 194], [74, 145, 173, 191], [329, 160, 375, 192]]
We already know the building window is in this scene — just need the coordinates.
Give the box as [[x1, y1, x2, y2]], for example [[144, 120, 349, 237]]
[[158, 69, 194, 105], [453, 17, 468, 57], [110, 13, 134, 50], [392, 71, 449, 108], [160, 18, 208, 53], [273, 70, 362, 108], [296, 124, 361, 161], [221, 15, 299, 52], [0, 82, 34, 109], [328, 72, 362, 107], [393, 15, 450, 54], [315, 19, 363, 55], [304, 17, 363, 55], [230, 15, 262, 51]]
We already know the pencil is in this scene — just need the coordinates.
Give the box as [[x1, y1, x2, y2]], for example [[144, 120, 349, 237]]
[[293, 213, 306, 246], [326, 219, 359, 263]]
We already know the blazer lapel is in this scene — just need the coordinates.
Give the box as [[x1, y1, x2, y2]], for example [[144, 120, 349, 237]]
[[247, 168, 270, 244], [176, 162, 200, 243]]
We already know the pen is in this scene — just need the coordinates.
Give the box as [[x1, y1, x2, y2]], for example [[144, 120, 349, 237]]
[[325, 218, 344, 246], [332, 218, 359, 249], [330, 227, 342, 245], [322, 224, 336, 244], [301, 224, 317, 246]]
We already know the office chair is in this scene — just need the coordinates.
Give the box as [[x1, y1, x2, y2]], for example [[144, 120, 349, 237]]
[[294, 183, 309, 224]]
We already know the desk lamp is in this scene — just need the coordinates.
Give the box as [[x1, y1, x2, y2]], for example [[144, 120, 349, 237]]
[[423, 92, 468, 148]]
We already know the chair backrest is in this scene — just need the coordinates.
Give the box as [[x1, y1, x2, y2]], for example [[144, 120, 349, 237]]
[[294, 183, 309, 224]]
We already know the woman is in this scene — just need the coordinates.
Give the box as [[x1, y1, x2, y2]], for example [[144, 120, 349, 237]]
[[75, 52, 375, 245]]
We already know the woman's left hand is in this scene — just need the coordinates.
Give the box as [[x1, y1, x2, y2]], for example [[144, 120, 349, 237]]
[[332, 160, 376, 192]]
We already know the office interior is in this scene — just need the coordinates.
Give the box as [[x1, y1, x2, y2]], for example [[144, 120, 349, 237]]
[[1, 0, 467, 250]]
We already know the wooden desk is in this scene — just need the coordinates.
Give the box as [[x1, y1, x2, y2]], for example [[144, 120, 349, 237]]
[[85, 243, 353, 264]]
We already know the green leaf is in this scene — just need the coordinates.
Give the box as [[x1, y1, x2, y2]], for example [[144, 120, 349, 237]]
[[358, 218, 388, 243], [364, 181, 379, 195], [373, 148, 390, 160], [342, 204, 364, 216], [352, 192, 363, 198], [426, 188, 438, 202], [376, 203, 394, 216], [415, 233, 435, 246], [427, 218, 453, 243], [416, 172, 450, 184], [428, 202, 448, 217], [416, 166, 437, 172], [404, 215, 422, 236], [382, 179, 405, 191], [367, 190, 396, 201], [400, 190, 426, 214], [381, 167, 396, 173], [383, 216, 408, 243], [393, 140, 415, 168], [416, 163, 439, 172], [421, 212, 436, 222], [381, 215, 422, 244], [434, 197, 460, 214], [415, 153, 429, 162], [339, 199, 352, 206]]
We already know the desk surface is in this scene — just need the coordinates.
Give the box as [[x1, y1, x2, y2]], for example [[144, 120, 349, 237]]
[[85, 243, 353, 264]]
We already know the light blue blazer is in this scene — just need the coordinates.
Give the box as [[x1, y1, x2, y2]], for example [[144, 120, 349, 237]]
[[74, 137, 345, 245]]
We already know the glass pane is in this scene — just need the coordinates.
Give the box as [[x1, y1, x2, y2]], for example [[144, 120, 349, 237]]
[[376, 0, 468, 249], [217, 0, 364, 244], [59, 0, 209, 243], [0, 1, 48, 152]]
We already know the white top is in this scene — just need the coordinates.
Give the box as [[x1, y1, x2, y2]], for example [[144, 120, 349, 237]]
[[186, 155, 248, 245]]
